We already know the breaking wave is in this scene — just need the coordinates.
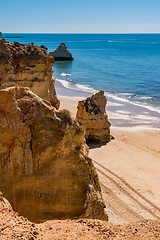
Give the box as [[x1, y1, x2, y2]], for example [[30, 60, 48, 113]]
[[56, 78, 160, 114], [60, 73, 71, 77]]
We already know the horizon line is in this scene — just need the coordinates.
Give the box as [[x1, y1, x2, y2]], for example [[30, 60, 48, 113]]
[[2, 32, 160, 34]]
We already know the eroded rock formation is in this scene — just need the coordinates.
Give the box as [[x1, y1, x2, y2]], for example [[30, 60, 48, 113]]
[[0, 86, 107, 221], [50, 42, 74, 61], [76, 90, 111, 142], [0, 38, 60, 109]]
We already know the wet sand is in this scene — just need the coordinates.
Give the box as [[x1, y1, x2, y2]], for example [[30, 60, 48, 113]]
[[56, 80, 160, 129]]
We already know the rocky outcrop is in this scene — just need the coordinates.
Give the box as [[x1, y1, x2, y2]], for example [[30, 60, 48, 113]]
[[76, 90, 111, 143], [50, 42, 74, 61], [0, 38, 60, 109], [0, 86, 107, 221]]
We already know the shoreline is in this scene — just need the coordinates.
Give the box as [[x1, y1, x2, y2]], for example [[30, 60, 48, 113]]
[[57, 83, 160, 224], [56, 79, 160, 129]]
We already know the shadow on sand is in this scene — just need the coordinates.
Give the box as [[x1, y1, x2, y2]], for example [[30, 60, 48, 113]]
[[87, 135, 114, 149]]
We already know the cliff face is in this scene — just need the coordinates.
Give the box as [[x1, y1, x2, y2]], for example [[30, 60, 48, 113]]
[[0, 38, 59, 109], [0, 86, 107, 221], [76, 91, 111, 142]]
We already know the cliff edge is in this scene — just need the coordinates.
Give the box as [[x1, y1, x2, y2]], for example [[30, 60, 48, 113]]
[[0, 38, 60, 109]]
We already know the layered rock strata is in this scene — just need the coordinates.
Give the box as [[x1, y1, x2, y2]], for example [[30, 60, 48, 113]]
[[0, 38, 60, 109], [50, 42, 74, 61], [76, 90, 111, 142], [0, 86, 107, 221]]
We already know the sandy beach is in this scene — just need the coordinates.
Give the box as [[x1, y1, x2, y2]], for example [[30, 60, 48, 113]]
[[58, 91, 160, 225]]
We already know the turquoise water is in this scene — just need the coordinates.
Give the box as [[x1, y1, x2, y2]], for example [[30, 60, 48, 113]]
[[3, 33, 160, 114]]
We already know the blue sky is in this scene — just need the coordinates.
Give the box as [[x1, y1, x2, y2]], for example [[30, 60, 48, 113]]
[[1, 0, 160, 33]]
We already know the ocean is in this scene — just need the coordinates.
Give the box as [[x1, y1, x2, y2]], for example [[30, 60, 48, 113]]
[[3, 33, 160, 128]]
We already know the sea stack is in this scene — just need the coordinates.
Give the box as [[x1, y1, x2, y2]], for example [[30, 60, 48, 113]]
[[0, 38, 60, 109], [76, 90, 111, 143], [50, 42, 74, 61]]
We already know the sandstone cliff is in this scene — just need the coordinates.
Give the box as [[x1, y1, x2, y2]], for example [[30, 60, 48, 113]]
[[50, 42, 74, 61], [0, 38, 60, 109], [76, 90, 111, 142], [0, 86, 107, 221]]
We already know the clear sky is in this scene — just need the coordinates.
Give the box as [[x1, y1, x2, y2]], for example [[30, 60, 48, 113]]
[[1, 0, 160, 33]]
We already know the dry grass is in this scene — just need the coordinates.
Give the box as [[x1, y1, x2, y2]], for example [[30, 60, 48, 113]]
[[58, 109, 73, 124]]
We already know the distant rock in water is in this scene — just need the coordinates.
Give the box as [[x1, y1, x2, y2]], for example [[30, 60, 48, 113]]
[[0, 38, 60, 109], [0, 86, 107, 221], [50, 42, 74, 61], [76, 90, 111, 143]]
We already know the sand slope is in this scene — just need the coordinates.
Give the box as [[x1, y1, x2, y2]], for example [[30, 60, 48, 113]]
[[59, 94, 160, 224], [89, 128, 160, 224], [1, 207, 160, 239]]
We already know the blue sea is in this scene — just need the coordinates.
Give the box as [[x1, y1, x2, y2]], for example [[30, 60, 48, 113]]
[[3, 33, 160, 128]]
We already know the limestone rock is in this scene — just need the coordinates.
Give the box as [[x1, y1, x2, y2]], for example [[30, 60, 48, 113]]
[[50, 42, 74, 61], [0, 197, 12, 209], [0, 86, 107, 221], [0, 38, 60, 109], [76, 90, 111, 142]]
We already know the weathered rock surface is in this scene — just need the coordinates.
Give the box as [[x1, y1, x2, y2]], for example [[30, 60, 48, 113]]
[[0, 197, 12, 209], [0, 86, 107, 221], [76, 90, 111, 142], [0, 38, 60, 109], [50, 42, 74, 61]]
